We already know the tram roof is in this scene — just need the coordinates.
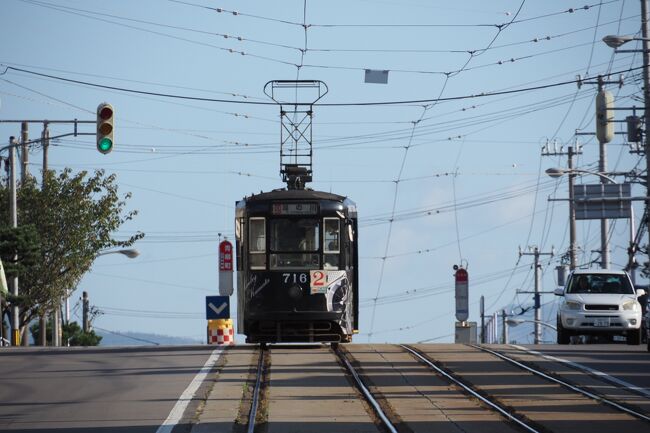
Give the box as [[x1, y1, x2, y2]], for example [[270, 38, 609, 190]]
[[243, 188, 350, 203]]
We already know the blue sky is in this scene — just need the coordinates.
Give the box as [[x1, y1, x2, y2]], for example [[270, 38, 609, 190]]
[[0, 0, 646, 344]]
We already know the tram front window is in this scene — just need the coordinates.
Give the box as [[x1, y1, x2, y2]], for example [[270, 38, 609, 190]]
[[270, 218, 320, 270]]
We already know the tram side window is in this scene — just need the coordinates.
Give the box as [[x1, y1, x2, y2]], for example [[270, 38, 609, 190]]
[[324, 218, 340, 270], [249, 217, 266, 269]]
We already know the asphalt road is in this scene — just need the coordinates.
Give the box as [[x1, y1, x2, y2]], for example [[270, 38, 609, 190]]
[[0, 345, 219, 433], [1, 343, 649, 433]]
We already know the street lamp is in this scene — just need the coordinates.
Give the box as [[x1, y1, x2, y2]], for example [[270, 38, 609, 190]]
[[603, 35, 641, 49], [57, 247, 140, 346], [546, 166, 619, 270], [506, 318, 557, 331], [602, 34, 650, 49], [96, 248, 140, 259], [545, 167, 617, 184]]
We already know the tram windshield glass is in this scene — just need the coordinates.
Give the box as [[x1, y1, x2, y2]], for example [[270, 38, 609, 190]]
[[269, 218, 320, 270], [270, 218, 320, 251]]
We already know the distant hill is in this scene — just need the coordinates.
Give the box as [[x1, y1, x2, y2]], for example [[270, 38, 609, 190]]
[[97, 329, 203, 346]]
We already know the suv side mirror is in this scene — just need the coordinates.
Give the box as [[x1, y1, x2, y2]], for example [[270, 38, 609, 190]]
[[554, 287, 565, 296], [636, 288, 646, 297]]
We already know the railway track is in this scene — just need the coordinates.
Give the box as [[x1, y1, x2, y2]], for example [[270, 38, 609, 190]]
[[197, 344, 650, 433], [400, 344, 543, 433], [402, 344, 650, 432], [470, 344, 650, 422], [334, 345, 400, 433], [247, 347, 266, 433]]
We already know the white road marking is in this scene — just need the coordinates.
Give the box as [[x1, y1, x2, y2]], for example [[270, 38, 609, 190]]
[[208, 302, 228, 315], [511, 344, 650, 398], [155, 348, 224, 433]]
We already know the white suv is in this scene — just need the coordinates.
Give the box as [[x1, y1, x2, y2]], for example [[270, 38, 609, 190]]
[[555, 269, 645, 345]]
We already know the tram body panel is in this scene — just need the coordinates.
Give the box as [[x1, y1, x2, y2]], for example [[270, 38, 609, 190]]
[[235, 189, 358, 343]]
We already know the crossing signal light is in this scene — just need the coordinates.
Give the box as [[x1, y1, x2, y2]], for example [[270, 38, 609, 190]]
[[96, 102, 114, 154]]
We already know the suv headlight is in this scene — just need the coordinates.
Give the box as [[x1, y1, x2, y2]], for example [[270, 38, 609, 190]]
[[622, 300, 638, 311], [565, 301, 582, 311]]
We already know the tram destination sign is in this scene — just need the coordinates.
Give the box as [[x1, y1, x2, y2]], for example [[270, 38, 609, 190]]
[[272, 202, 317, 215]]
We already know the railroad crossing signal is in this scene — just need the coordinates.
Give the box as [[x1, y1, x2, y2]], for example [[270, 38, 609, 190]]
[[96, 102, 114, 154]]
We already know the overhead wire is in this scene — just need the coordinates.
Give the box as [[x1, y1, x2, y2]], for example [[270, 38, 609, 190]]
[[2, 63, 644, 107], [367, 1, 527, 341]]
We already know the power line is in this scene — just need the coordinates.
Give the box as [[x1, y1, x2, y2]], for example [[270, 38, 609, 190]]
[[3, 64, 643, 107], [306, 14, 639, 54], [21, 0, 304, 54]]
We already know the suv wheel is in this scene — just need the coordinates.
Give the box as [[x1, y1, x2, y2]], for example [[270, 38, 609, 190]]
[[557, 319, 570, 344], [626, 329, 641, 345]]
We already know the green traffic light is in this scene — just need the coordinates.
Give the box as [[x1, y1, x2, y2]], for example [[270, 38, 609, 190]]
[[98, 137, 113, 153]]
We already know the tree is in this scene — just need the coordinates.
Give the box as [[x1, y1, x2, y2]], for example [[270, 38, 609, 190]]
[[0, 225, 40, 321], [0, 225, 41, 279], [0, 169, 143, 338], [30, 320, 102, 346]]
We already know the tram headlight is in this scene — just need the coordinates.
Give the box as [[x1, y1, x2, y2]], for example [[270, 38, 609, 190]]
[[288, 284, 303, 299]]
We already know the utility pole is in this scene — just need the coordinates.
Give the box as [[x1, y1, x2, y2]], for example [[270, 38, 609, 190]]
[[8, 137, 20, 346], [597, 76, 611, 269], [82, 291, 89, 333], [542, 143, 582, 269], [641, 0, 650, 271], [518, 247, 554, 344], [501, 309, 508, 344], [20, 122, 29, 183], [40, 123, 49, 346], [480, 295, 485, 344], [42, 122, 49, 177]]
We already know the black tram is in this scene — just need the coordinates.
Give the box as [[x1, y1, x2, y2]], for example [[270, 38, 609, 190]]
[[235, 188, 359, 344]]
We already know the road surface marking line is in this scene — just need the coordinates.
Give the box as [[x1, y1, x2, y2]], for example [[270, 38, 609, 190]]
[[156, 348, 224, 433], [511, 344, 650, 398]]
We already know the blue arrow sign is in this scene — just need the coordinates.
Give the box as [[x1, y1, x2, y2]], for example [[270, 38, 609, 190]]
[[205, 295, 230, 320]]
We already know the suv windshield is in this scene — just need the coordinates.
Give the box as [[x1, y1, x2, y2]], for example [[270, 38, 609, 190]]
[[567, 274, 634, 294]]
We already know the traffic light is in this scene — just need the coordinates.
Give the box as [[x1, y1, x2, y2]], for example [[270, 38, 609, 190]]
[[96, 102, 114, 154]]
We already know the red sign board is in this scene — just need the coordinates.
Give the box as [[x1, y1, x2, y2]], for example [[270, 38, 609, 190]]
[[219, 240, 233, 272], [455, 268, 469, 322]]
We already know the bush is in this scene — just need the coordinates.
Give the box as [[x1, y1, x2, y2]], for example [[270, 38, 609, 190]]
[[30, 320, 102, 346]]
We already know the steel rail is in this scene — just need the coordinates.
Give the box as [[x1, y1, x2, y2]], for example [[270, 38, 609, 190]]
[[247, 348, 265, 433], [471, 344, 650, 423], [401, 344, 541, 433], [511, 344, 650, 400], [334, 348, 398, 433]]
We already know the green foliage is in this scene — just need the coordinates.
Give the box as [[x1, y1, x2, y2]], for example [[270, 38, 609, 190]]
[[0, 169, 143, 327], [0, 225, 41, 279], [29, 320, 102, 346]]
